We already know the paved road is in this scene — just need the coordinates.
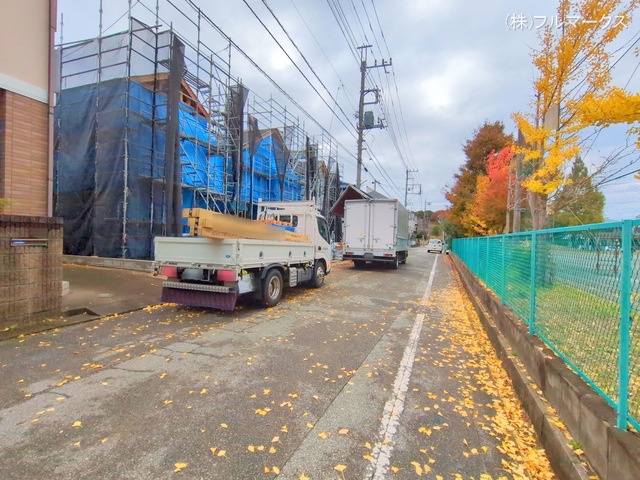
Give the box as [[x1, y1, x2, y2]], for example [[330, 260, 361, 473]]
[[0, 248, 553, 479]]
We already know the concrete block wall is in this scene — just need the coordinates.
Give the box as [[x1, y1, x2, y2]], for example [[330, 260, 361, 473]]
[[0, 215, 62, 327], [452, 255, 640, 480]]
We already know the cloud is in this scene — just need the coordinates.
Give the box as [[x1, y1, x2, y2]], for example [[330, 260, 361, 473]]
[[54, 0, 639, 218]]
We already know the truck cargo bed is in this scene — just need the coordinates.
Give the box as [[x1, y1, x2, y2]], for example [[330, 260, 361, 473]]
[[154, 236, 316, 270]]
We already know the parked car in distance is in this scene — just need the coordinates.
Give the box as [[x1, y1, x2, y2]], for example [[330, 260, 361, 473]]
[[427, 238, 443, 254]]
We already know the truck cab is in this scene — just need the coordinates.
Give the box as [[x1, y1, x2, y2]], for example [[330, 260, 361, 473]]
[[256, 201, 333, 261]]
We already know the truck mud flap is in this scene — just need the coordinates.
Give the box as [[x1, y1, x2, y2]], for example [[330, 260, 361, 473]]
[[162, 287, 239, 311]]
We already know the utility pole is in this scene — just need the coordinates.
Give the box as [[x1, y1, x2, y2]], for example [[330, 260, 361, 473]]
[[404, 169, 419, 206], [356, 45, 390, 188]]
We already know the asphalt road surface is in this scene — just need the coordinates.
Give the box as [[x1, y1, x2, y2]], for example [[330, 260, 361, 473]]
[[0, 248, 553, 479]]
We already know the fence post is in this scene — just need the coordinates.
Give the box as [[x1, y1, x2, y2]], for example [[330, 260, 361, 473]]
[[528, 232, 537, 335], [617, 220, 632, 430], [485, 237, 490, 284], [500, 235, 506, 302]]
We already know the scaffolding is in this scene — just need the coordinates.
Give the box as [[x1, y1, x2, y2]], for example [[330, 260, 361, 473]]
[[54, 1, 343, 259]]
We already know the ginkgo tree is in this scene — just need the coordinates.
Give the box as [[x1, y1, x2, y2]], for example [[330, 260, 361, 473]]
[[513, 0, 640, 230]]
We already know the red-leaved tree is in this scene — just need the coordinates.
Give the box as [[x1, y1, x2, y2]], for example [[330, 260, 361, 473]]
[[469, 146, 513, 235]]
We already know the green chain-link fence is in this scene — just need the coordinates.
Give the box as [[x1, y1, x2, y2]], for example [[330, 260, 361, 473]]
[[453, 220, 640, 430]]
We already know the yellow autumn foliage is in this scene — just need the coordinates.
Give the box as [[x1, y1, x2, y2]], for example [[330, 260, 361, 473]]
[[513, 0, 640, 201]]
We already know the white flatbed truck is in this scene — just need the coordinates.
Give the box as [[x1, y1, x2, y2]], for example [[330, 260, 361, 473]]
[[154, 201, 333, 311]]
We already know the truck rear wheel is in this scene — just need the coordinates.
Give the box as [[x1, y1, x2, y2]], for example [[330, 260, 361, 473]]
[[310, 261, 325, 288], [262, 269, 283, 307]]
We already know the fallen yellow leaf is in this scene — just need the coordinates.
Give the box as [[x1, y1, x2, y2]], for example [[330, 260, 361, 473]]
[[334, 464, 347, 473], [72, 421, 82, 428], [174, 462, 187, 472], [272, 466, 280, 474], [338, 428, 349, 435]]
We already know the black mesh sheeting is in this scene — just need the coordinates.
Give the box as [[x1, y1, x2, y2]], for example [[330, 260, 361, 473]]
[[333, 163, 342, 241], [305, 137, 317, 201], [226, 84, 248, 210], [275, 132, 289, 201], [54, 82, 99, 256], [164, 34, 185, 237], [94, 81, 127, 257], [54, 77, 170, 259], [247, 115, 260, 214]]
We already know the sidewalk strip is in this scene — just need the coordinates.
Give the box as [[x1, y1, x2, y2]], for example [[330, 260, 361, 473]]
[[367, 255, 439, 479]]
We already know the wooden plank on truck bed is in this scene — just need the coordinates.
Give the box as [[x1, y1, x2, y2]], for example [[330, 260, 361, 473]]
[[183, 208, 310, 243]]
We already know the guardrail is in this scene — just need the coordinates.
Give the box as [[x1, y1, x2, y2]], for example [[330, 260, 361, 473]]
[[452, 220, 640, 430]]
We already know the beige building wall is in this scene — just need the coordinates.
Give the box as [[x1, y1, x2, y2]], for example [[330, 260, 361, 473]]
[[0, 0, 56, 217], [0, 0, 51, 102]]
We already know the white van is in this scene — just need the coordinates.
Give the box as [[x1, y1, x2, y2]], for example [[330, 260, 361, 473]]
[[426, 238, 443, 254]]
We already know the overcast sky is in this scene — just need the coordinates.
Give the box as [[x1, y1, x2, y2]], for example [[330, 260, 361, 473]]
[[56, 0, 639, 220]]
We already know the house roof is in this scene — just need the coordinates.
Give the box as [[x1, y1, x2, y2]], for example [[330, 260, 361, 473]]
[[132, 73, 209, 117], [329, 184, 393, 216], [329, 184, 369, 216]]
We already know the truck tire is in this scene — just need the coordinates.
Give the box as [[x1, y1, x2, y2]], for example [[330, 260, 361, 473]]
[[310, 261, 325, 288], [262, 269, 283, 307], [392, 255, 399, 270]]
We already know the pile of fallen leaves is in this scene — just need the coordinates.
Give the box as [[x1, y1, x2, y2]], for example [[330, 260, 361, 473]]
[[430, 269, 556, 480]]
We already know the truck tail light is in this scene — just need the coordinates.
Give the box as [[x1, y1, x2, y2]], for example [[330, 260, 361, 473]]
[[216, 270, 237, 282]]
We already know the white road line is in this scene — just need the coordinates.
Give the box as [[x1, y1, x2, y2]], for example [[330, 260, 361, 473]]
[[366, 254, 439, 479]]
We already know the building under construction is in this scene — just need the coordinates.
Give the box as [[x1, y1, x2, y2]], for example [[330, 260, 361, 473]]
[[54, 13, 341, 260]]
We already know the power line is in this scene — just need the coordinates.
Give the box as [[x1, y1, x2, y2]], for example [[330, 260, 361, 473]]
[[288, 0, 359, 112], [258, 0, 354, 129], [181, 0, 358, 165]]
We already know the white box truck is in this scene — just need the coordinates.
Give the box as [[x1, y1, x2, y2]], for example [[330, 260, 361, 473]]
[[154, 201, 332, 311], [342, 198, 409, 269]]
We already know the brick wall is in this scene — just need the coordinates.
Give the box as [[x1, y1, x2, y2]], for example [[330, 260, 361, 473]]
[[0, 215, 62, 327], [0, 89, 49, 217]]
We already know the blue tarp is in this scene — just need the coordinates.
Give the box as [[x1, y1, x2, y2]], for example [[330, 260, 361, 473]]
[[55, 78, 303, 259]]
